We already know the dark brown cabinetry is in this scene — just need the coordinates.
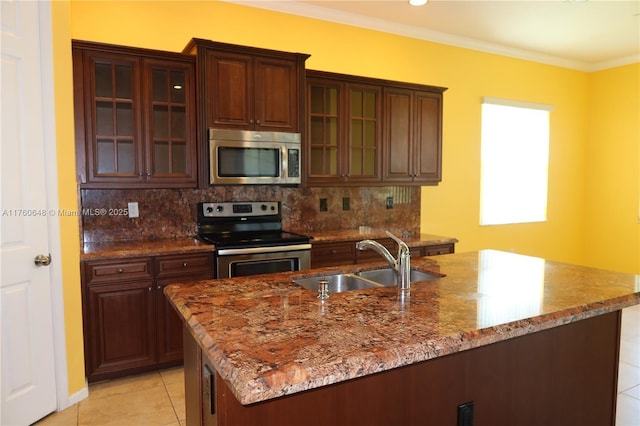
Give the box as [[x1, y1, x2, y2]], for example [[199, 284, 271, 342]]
[[183, 39, 309, 187], [306, 70, 446, 186], [307, 73, 382, 185], [82, 252, 213, 382], [311, 239, 455, 268], [383, 88, 443, 184], [72, 40, 197, 189]]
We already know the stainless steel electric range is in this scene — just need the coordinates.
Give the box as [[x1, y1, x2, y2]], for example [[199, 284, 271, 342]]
[[197, 201, 311, 279]]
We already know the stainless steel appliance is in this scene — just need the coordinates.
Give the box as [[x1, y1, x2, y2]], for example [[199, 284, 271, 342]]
[[208, 129, 301, 185], [197, 201, 311, 278]]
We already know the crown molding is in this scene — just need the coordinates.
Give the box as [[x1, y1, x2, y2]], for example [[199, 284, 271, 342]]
[[224, 0, 638, 72]]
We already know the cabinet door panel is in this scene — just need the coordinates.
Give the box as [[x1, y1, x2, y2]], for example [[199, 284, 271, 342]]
[[255, 57, 298, 131], [144, 59, 197, 184], [87, 281, 155, 376], [414, 92, 442, 183], [383, 89, 413, 180], [307, 79, 342, 180], [156, 279, 191, 363], [206, 51, 253, 128], [346, 84, 381, 182], [85, 53, 144, 183]]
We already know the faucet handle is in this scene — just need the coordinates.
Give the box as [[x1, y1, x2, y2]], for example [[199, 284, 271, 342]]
[[385, 231, 409, 250]]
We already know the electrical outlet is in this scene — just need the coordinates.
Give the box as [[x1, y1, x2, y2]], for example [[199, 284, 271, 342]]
[[128, 202, 139, 218], [457, 401, 474, 426], [319, 198, 328, 212], [342, 197, 350, 211], [386, 196, 394, 209]]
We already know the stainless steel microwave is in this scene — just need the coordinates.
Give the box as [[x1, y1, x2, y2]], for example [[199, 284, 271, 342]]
[[209, 128, 301, 185]]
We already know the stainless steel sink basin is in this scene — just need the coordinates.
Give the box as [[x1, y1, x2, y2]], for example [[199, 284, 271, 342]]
[[293, 269, 441, 294], [293, 274, 378, 293], [356, 268, 440, 286]]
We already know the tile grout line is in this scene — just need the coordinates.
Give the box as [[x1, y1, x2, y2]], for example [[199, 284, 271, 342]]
[[162, 375, 181, 425]]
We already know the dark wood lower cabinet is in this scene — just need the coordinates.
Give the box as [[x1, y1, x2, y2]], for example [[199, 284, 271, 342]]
[[185, 311, 621, 426], [82, 253, 213, 382], [86, 281, 156, 378], [311, 240, 456, 268]]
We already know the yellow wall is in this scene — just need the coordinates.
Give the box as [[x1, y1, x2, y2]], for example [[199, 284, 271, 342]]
[[53, 0, 639, 394], [52, 1, 86, 396], [584, 64, 640, 274]]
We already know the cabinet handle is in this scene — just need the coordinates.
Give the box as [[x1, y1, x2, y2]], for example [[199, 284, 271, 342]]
[[138, 173, 144, 177], [148, 287, 152, 292]]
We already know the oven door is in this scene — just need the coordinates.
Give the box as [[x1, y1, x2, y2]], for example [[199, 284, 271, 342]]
[[215, 245, 311, 278]]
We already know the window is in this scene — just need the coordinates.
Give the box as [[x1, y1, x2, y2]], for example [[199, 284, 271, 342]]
[[480, 97, 553, 225]]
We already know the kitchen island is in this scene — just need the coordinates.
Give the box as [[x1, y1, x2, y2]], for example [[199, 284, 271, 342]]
[[164, 250, 639, 426]]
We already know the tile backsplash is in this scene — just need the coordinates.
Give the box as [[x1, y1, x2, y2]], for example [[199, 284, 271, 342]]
[[80, 186, 420, 243]]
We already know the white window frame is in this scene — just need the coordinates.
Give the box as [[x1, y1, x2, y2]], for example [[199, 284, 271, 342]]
[[480, 97, 553, 226]]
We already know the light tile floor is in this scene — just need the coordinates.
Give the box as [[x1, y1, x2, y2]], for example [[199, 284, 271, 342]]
[[36, 305, 640, 426], [35, 367, 185, 426]]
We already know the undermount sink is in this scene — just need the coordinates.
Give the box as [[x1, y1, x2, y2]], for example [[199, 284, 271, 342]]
[[357, 268, 441, 286], [293, 273, 377, 293], [293, 268, 441, 293]]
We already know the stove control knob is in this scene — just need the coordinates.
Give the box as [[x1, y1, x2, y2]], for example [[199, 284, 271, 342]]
[[261, 204, 267, 211], [206, 206, 213, 213], [216, 205, 224, 212]]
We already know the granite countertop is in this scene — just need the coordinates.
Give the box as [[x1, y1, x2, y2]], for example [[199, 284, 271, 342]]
[[80, 231, 457, 260], [164, 250, 640, 406], [307, 228, 459, 246], [81, 238, 215, 260]]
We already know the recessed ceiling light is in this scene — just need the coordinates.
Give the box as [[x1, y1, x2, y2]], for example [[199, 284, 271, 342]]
[[409, 0, 428, 6]]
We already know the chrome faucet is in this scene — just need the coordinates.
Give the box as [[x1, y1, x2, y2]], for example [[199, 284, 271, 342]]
[[356, 231, 411, 290]]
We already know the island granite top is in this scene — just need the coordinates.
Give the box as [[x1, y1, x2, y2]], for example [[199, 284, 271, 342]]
[[164, 250, 639, 405]]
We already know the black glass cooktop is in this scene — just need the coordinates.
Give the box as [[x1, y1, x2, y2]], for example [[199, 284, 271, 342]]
[[198, 230, 310, 249]]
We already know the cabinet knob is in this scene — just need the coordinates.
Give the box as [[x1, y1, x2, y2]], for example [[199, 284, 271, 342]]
[[183, 262, 188, 267], [117, 268, 124, 273], [157, 285, 161, 290], [256, 119, 261, 124], [330, 250, 337, 254], [148, 287, 152, 292]]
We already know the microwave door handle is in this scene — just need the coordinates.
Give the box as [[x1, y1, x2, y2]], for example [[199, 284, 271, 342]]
[[281, 146, 288, 179]]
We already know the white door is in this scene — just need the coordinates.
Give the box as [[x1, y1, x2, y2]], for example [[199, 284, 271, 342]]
[[1, 0, 58, 424]]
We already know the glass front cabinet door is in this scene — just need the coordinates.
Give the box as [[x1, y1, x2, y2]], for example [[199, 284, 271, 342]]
[[73, 41, 197, 188]]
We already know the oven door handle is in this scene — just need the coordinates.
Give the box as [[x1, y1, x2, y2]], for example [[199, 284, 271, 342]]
[[216, 244, 311, 256]]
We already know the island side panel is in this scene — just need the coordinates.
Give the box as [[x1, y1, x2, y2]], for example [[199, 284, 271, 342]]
[[205, 312, 621, 426]]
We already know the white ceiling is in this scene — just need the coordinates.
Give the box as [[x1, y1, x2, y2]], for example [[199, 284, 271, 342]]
[[228, 0, 640, 71]]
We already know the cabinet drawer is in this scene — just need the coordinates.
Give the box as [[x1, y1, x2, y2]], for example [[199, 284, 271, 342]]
[[356, 238, 395, 264], [422, 244, 454, 256], [155, 253, 213, 278], [311, 242, 355, 268], [85, 258, 153, 285]]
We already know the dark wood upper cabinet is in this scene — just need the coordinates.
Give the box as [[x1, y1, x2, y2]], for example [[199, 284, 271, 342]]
[[306, 74, 382, 186], [72, 40, 197, 189], [383, 88, 444, 184], [183, 38, 309, 187], [306, 70, 446, 187]]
